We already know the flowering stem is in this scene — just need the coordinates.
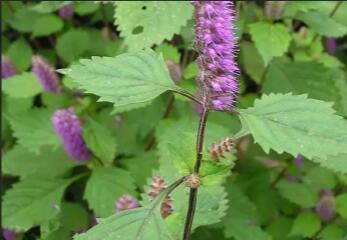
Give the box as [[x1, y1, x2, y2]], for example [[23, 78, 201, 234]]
[[183, 107, 209, 240], [173, 89, 203, 106]]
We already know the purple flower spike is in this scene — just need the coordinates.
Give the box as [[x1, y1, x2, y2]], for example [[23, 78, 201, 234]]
[[1, 55, 16, 79], [59, 3, 74, 20], [325, 38, 336, 55], [316, 190, 335, 222], [192, 1, 239, 111], [52, 108, 91, 162], [2, 229, 15, 240], [115, 195, 139, 212], [32, 55, 61, 93]]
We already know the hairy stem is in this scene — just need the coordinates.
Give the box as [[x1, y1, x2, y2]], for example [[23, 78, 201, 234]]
[[173, 89, 203, 106], [183, 108, 209, 240]]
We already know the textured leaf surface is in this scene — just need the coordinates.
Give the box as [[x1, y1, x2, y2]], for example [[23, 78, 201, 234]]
[[2, 145, 75, 179], [84, 167, 137, 217], [2, 72, 41, 98], [238, 93, 347, 171], [66, 49, 178, 107], [6, 108, 60, 153], [75, 191, 173, 240], [249, 22, 291, 65], [2, 178, 70, 231], [115, 1, 193, 49]]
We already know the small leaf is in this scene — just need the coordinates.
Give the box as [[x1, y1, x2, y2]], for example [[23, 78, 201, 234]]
[[7, 7, 42, 32], [66, 49, 179, 107], [249, 21, 291, 65], [240, 41, 265, 84], [84, 167, 137, 217], [115, 1, 193, 50], [2, 178, 71, 231], [83, 118, 117, 164], [290, 212, 321, 237], [335, 193, 347, 219], [7, 38, 33, 71], [31, 1, 70, 13], [33, 14, 63, 37], [238, 93, 347, 172], [2, 73, 42, 98], [75, 190, 173, 240]]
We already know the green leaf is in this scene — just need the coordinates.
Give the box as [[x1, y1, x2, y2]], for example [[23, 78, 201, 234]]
[[277, 180, 318, 208], [33, 14, 63, 37], [303, 166, 337, 190], [66, 49, 179, 107], [290, 212, 321, 237], [115, 1, 193, 49], [335, 193, 347, 219], [6, 108, 60, 153], [240, 41, 265, 84], [296, 10, 347, 37], [318, 224, 344, 240], [2, 73, 42, 98], [238, 93, 347, 171], [84, 167, 137, 217], [2, 178, 71, 231], [7, 6, 42, 32], [155, 43, 181, 64], [74, 2, 99, 15], [31, 1, 70, 13], [56, 29, 90, 63], [249, 22, 291, 65], [3, 145, 75, 179], [83, 118, 117, 164], [75, 190, 173, 240], [7, 38, 33, 71]]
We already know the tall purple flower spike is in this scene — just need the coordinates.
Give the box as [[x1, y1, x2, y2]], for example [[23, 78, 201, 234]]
[[192, 1, 239, 111], [1, 55, 16, 79], [32, 55, 61, 93], [59, 3, 74, 20], [52, 108, 91, 162], [325, 38, 336, 55], [115, 194, 139, 212]]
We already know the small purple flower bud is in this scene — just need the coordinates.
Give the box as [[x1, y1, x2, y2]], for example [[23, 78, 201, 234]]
[[1, 55, 16, 79], [148, 176, 173, 218], [58, 3, 74, 20], [264, 1, 287, 20], [32, 55, 61, 93], [325, 38, 336, 55], [115, 194, 139, 212], [192, 1, 239, 111], [316, 190, 335, 222], [52, 108, 91, 162], [293, 155, 304, 170], [2, 229, 15, 240]]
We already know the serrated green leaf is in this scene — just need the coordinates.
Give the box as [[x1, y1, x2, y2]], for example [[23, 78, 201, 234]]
[[31, 1, 70, 13], [33, 14, 63, 37], [2, 73, 41, 98], [83, 118, 117, 164], [75, 190, 174, 240], [296, 10, 347, 37], [2, 178, 71, 231], [115, 1, 193, 50], [277, 180, 318, 208], [3, 145, 75, 179], [336, 193, 347, 219], [84, 167, 137, 217], [6, 108, 60, 153], [290, 212, 321, 237], [238, 93, 347, 171], [66, 49, 179, 107], [7, 38, 32, 71], [249, 22, 291, 65]]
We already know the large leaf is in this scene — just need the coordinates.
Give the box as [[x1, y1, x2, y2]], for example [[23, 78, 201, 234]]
[[2, 178, 71, 231], [249, 22, 291, 65], [65, 49, 179, 108], [6, 108, 60, 153], [115, 1, 193, 50], [2, 72, 42, 99], [84, 167, 137, 217], [238, 93, 347, 173], [75, 190, 174, 240], [2, 145, 75, 179]]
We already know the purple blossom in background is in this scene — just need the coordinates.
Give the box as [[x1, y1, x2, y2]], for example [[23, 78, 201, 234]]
[[264, 1, 287, 20], [1, 55, 16, 79], [2, 229, 15, 240], [32, 55, 61, 93], [52, 108, 91, 161], [115, 195, 139, 212], [325, 38, 336, 55], [293, 155, 304, 170], [316, 189, 335, 222], [192, 1, 239, 111], [59, 3, 74, 20]]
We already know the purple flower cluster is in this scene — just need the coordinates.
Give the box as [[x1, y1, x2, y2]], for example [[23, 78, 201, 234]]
[[52, 108, 91, 162], [32, 56, 61, 93], [315, 189, 335, 222], [192, 1, 239, 111], [2, 229, 15, 240], [1, 55, 16, 79], [115, 195, 139, 212], [59, 3, 74, 20]]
